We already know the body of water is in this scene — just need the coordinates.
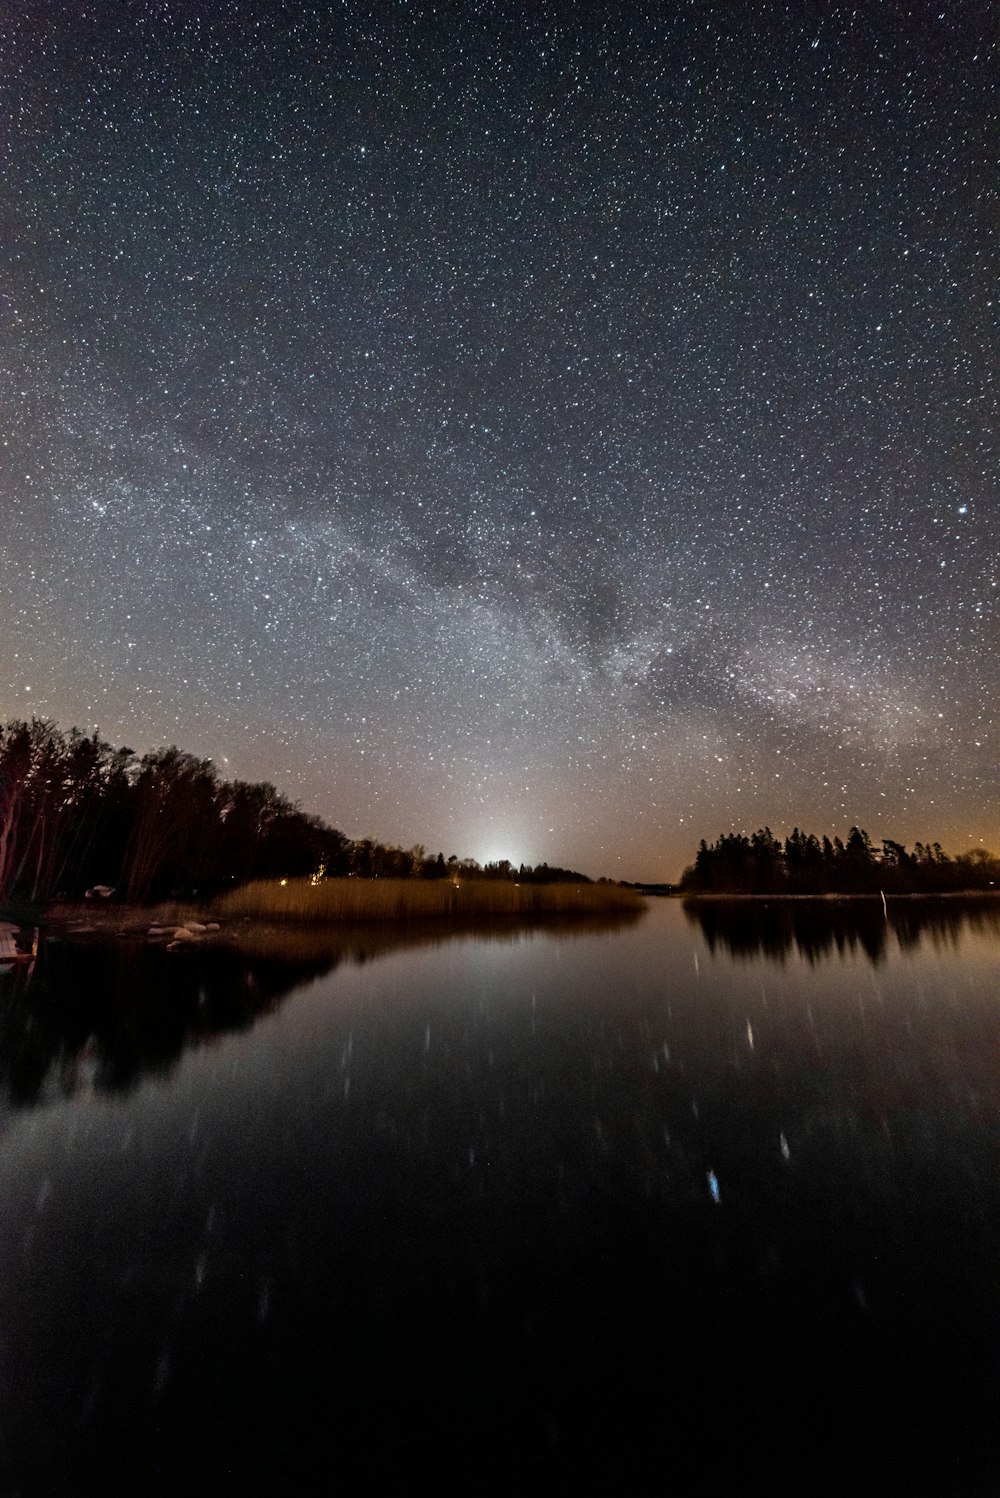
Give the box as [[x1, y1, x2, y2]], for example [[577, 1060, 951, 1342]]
[[1, 898, 998, 1493]]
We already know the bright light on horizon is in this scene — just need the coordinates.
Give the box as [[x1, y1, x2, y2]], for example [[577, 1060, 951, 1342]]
[[474, 845, 527, 869]]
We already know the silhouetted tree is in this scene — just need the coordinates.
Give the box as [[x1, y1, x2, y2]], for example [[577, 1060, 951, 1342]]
[[121, 748, 218, 902]]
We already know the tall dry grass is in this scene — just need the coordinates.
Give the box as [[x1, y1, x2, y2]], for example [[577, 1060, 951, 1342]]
[[213, 877, 643, 924]]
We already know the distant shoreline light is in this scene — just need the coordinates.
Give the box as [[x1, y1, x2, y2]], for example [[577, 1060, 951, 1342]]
[[474, 847, 528, 869]]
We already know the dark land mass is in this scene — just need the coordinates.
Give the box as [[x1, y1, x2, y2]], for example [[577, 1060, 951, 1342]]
[[0, 717, 612, 909], [681, 824, 999, 895]]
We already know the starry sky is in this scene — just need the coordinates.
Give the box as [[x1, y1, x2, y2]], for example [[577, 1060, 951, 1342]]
[[1, 1, 996, 880]]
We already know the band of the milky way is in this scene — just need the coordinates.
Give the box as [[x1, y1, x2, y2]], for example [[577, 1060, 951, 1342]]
[[1, 1, 995, 878]]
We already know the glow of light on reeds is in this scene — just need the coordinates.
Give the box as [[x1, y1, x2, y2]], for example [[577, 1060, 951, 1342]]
[[214, 878, 644, 925]]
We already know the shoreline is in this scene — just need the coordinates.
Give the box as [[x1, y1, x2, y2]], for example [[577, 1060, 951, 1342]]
[[35, 877, 644, 946]]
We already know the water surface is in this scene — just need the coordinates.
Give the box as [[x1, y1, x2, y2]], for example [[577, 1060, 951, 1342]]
[[1, 899, 998, 1493]]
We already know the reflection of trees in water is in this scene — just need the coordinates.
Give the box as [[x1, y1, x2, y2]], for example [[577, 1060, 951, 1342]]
[[683, 896, 1000, 966], [0, 911, 642, 1115], [0, 941, 332, 1113]]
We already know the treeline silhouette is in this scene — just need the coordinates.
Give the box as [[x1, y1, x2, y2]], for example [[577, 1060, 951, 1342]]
[[0, 717, 592, 906], [681, 826, 1000, 895]]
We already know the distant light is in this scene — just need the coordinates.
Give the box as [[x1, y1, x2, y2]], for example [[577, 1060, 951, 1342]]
[[279, 879, 288, 886]]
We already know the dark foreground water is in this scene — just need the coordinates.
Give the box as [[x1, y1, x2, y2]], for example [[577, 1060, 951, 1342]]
[[1, 898, 998, 1495]]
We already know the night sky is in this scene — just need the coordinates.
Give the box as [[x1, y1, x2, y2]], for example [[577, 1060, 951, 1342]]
[[1, 1, 995, 879]]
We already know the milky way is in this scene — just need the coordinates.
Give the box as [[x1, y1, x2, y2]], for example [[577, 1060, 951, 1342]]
[[1, 2, 995, 878]]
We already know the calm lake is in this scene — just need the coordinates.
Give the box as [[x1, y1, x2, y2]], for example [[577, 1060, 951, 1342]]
[[1, 897, 998, 1494]]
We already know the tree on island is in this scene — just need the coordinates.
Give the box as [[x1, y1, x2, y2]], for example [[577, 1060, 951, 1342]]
[[680, 826, 1000, 895]]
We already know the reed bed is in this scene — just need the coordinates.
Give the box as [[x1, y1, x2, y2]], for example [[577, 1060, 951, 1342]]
[[213, 877, 643, 924]]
